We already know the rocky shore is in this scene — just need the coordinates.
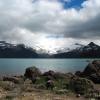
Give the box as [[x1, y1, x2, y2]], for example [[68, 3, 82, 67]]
[[0, 60, 100, 100]]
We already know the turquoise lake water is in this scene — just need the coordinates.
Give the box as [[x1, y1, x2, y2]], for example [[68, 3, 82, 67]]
[[0, 58, 97, 75]]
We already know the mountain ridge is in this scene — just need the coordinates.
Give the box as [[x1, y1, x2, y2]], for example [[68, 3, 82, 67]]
[[0, 41, 100, 58], [52, 42, 100, 58]]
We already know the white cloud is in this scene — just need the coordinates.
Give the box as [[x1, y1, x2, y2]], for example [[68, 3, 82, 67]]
[[0, 0, 100, 51]]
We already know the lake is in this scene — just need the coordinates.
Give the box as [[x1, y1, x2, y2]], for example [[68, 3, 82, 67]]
[[0, 58, 97, 76]]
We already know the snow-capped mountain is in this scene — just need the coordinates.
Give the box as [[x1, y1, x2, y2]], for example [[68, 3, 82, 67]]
[[0, 41, 38, 58], [77, 42, 100, 52], [0, 41, 100, 58], [0, 41, 15, 48], [53, 42, 100, 58]]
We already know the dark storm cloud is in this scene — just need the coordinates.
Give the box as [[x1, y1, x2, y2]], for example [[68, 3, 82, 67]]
[[0, 0, 100, 44], [63, 13, 100, 39]]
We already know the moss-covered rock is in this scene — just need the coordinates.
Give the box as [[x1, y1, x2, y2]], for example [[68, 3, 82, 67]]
[[69, 77, 94, 95]]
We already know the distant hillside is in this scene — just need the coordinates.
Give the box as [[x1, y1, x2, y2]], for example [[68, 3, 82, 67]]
[[52, 42, 100, 58], [0, 41, 38, 58], [0, 41, 100, 58]]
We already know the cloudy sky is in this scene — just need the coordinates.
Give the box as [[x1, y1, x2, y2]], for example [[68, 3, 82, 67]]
[[0, 0, 100, 52]]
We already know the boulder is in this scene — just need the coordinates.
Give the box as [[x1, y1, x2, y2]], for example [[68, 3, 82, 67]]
[[83, 60, 100, 75], [83, 64, 98, 76], [54, 72, 73, 79], [89, 74, 100, 83], [82, 60, 100, 83], [70, 77, 94, 95], [75, 71, 82, 76], [24, 66, 41, 79], [24, 66, 42, 84], [3, 76, 22, 84], [43, 70, 68, 80], [43, 70, 56, 80], [43, 70, 55, 77]]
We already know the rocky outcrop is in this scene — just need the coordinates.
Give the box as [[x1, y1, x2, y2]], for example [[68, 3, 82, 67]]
[[77, 60, 100, 83]]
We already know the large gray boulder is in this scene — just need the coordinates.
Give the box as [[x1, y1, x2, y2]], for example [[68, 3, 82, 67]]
[[83, 61, 100, 76], [24, 66, 41, 84], [82, 60, 100, 83], [24, 66, 41, 78]]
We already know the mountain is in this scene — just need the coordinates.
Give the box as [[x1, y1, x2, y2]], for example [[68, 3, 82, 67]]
[[0, 41, 39, 58], [78, 42, 100, 58], [52, 42, 100, 58], [0, 41, 100, 58]]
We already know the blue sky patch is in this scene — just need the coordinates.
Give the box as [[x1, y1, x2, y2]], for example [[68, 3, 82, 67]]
[[59, 0, 86, 9]]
